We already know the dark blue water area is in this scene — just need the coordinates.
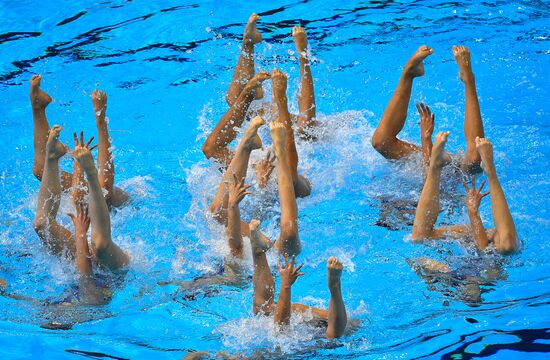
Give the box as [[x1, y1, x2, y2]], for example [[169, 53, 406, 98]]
[[0, 0, 549, 359]]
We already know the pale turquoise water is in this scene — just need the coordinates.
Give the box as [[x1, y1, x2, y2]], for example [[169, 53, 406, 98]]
[[1, 0, 549, 359]]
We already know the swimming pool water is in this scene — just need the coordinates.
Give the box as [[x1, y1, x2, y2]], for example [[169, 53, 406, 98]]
[[1, 0, 549, 359]]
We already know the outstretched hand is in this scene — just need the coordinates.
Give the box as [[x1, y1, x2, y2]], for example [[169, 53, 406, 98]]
[[227, 174, 252, 206], [463, 175, 490, 212], [71, 131, 97, 168], [253, 149, 276, 188], [68, 202, 91, 234], [278, 255, 304, 286], [416, 102, 435, 139]]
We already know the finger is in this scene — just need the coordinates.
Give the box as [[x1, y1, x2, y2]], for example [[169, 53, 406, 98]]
[[278, 260, 282, 271], [462, 177, 469, 191], [68, 213, 75, 220], [297, 272, 305, 277], [478, 180, 486, 192], [85, 136, 95, 147], [425, 104, 431, 115], [415, 103, 422, 115], [431, 113, 435, 123], [284, 255, 289, 267], [73, 132, 78, 147], [243, 184, 253, 190], [295, 263, 303, 272], [89, 144, 98, 151], [243, 191, 253, 197], [291, 255, 296, 268], [80, 131, 84, 146], [481, 191, 490, 198], [233, 173, 238, 184], [470, 175, 475, 189]]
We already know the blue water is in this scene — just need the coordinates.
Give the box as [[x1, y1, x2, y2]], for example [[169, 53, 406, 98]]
[[1, 0, 550, 359]]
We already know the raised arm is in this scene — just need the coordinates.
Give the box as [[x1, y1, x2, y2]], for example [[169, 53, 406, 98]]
[[416, 102, 435, 167], [68, 203, 93, 276], [476, 137, 518, 254], [226, 174, 252, 259], [274, 256, 304, 326], [463, 175, 490, 250]]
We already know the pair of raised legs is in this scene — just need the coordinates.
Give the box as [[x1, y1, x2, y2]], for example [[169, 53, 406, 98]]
[[372, 45, 484, 173], [411, 133, 518, 254], [201, 14, 315, 197], [30, 75, 129, 208], [209, 117, 301, 257], [33, 126, 129, 279], [248, 220, 347, 338]]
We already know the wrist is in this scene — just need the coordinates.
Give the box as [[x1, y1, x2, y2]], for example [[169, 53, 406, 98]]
[[280, 280, 293, 289]]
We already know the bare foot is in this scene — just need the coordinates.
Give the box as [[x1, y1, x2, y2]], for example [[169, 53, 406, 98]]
[[292, 26, 308, 56], [91, 89, 107, 114], [244, 71, 270, 99], [249, 219, 272, 254], [269, 122, 287, 155], [404, 45, 434, 78], [271, 69, 288, 103], [243, 116, 265, 150], [327, 256, 343, 289], [244, 13, 262, 45], [430, 131, 452, 168], [452, 45, 474, 83], [475, 137, 495, 173], [30, 75, 52, 109], [45, 125, 68, 160]]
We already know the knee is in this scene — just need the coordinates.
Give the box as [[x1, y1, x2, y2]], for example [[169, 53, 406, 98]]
[[32, 165, 43, 181], [202, 138, 217, 159], [280, 220, 298, 242], [371, 131, 387, 154], [32, 217, 47, 234], [496, 233, 518, 254]]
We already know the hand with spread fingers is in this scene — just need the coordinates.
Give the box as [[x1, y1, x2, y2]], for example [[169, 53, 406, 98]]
[[463, 175, 490, 213], [68, 202, 91, 235], [71, 131, 97, 170], [416, 102, 435, 139], [227, 174, 252, 206], [278, 255, 304, 286], [253, 149, 276, 188]]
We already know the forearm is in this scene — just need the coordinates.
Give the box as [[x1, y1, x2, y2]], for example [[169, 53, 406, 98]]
[[75, 231, 92, 276], [226, 203, 243, 258], [72, 161, 86, 206], [274, 283, 292, 326], [467, 209, 489, 250], [421, 136, 432, 167]]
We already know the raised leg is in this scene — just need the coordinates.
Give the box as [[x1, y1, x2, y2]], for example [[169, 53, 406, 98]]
[[270, 123, 300, 256], [32, 125, 74, 256], [209, 116, 264, 223], [292, 27, 317, 133], [411, 131, 451, 240], [91, 90, 129, 207], [29, 75, 73, 189], [249, 220, 275, 315], [453, 46, 484, 173], [476, 137, 518, 254], [225, 13, 263, 107], [73, 134, 129, 270], [272, 69, 312, 198], [371, 46, 433, 159], [202, 72, 270, 164], [326, 257, 347, 339]]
